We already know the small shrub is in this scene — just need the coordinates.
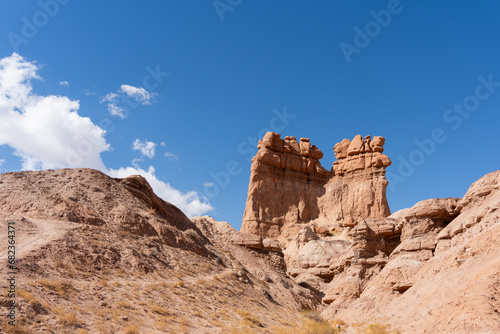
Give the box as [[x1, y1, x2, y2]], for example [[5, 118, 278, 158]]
[[37, 279, 73, 298], [59, 311, 78, 327], [332, 319, 345, 327], [298, 309, 338, 334], [362, 323, 391, 334], [152, 305, 171, 315], [300, 318, 337, 334], [237, 310, 263, 328], [300, 309, 323, 322], [124, 324, 139, 334], [183, 228, 199, 239]]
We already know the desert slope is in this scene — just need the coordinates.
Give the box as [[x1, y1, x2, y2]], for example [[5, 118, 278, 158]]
[[0, 168, 320, 333], [1, 166, 499, 333]]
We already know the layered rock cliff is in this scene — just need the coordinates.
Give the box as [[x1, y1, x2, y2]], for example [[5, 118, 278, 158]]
[[241, 132, 392, 239]]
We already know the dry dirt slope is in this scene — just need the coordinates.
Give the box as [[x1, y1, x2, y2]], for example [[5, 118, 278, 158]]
[[0, 168, 326, 334]]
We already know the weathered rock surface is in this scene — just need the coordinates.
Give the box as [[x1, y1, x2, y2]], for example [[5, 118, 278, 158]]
[[391, 197, 460, 224], [0, 169, 319, 333], [0, 168, 210, 255], [241, 132, 392, 239], [321, 170, 500, 334]]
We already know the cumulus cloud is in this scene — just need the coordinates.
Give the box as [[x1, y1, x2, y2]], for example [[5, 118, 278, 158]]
[[119, 84, 156, 105], [100, 92, 118, 103], [59, 81, 69, 87], [0, 53, 109, 170], [100, 92, 126, 118], [100, 85, 155, 118], [108, 166, 213, 217], [0, 53, 213, 217], [107, 103, 126, 118], [132, 139, 156, 158]]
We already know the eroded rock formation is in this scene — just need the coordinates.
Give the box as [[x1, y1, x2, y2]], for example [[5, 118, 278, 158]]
[[241, 132, 392, 239]]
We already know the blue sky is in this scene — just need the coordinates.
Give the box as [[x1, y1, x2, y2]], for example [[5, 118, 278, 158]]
[[1, 1, 500, 229]]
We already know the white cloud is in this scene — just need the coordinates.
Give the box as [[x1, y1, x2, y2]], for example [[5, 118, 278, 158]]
[[0, 53, 213, 218], [108, 166, 213, 217], [131, 158, 143, 169], [132, 139, 156, 158], [59, 81, 69, 87], [100, 92, 118, 103], [107, 103, 126, 118], [119, 84, 156, 105], [100, 85, 155, 118], [0, 53, 109, 171], [99, 92, 126, 118], [203, 182, 214, 188], [160, 142, 166, 147], [164, 152, 179, 161]]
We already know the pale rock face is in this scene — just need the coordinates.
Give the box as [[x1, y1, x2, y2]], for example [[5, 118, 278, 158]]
[[391, 197, 459, 224], [241, 132, 392, 239], [324, 170, 500, 334]]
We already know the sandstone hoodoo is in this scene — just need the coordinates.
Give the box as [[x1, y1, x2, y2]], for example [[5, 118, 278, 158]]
[[241, 132, 392, 240]]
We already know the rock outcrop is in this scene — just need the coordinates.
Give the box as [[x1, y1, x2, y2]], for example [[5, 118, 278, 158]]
[[241, 132, 391, 239], [321, 170, 500, 333]]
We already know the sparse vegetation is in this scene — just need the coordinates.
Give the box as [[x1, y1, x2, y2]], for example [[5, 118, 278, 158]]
[[237, 310, 263, 328], [37, 279, 73, 298], [58, 310, 79, 328], [124, 324, 140, 334], [353, 322, 398, 334], [152, 304, 171, 315], [183, 228, 199, 239]]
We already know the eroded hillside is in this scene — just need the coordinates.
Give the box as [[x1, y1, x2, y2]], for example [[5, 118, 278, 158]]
[[0, 168, 325, 334]]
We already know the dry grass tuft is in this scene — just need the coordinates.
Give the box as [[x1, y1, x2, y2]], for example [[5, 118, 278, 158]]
[[152, 304, 171, 316], [59, 311, 78, 327], [271, 309, 339, 334], [360, 323, 395, 334], [38, 278, 73, 298], [237, 310, 263, 328], [183, 228, 199, 239], [124, 324, 140, 334]]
